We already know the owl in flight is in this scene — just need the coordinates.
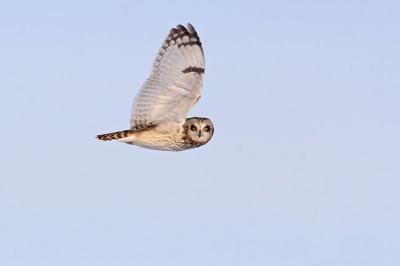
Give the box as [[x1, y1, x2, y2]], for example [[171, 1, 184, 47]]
[[97, 23, 214, 151]]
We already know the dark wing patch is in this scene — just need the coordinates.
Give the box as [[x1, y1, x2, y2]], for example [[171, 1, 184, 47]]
[[182, 66, 204, 74]]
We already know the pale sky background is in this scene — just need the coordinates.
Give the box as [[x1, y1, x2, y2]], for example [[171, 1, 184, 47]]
[[1, 0, 399, 265]]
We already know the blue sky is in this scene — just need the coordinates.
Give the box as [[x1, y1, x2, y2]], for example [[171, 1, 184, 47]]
[[1, 0, 399, 265]]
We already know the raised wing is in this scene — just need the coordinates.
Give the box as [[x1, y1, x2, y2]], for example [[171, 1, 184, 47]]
[[130, 23, 205, 128]]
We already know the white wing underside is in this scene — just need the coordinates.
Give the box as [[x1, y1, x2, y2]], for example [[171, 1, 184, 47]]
[[130, 24, 205, 129]]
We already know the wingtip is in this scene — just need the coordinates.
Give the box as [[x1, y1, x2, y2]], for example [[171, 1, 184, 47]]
[[187, 23, 198, 37], [175, 23, 196, 34], [176, 24, 187, 31], [187, 23, 195, 32]]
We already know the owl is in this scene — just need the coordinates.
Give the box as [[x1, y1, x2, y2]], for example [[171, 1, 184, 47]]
[[96, 23, 214, 151]]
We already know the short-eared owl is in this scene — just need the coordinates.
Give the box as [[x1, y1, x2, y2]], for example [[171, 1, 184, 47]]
[[97, 23, 214, 151]]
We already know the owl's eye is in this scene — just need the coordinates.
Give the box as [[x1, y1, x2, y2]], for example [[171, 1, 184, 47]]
[[203, 125, 210, 132], [191, 125, 198, 131]]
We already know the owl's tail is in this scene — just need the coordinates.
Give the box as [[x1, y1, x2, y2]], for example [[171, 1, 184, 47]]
[[96, 129, 134, 141]]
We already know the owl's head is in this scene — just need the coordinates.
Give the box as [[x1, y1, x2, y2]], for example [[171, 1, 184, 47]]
[[185, 117, 214, 146]]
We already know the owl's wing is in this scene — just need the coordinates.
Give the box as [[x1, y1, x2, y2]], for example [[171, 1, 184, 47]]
[[130, 23, 205, 128]]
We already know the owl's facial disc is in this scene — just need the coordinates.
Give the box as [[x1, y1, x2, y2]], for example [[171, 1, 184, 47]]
[[186, 117, 214, 145]]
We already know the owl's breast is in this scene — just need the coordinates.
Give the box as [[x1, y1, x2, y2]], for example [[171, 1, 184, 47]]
[[128, 126, 188, 151]]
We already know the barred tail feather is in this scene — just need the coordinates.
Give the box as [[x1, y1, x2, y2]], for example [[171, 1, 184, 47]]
[[96, 130, 134, 141]]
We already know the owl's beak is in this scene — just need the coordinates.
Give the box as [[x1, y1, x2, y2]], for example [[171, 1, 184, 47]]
[[198, 131, 202, 138]]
